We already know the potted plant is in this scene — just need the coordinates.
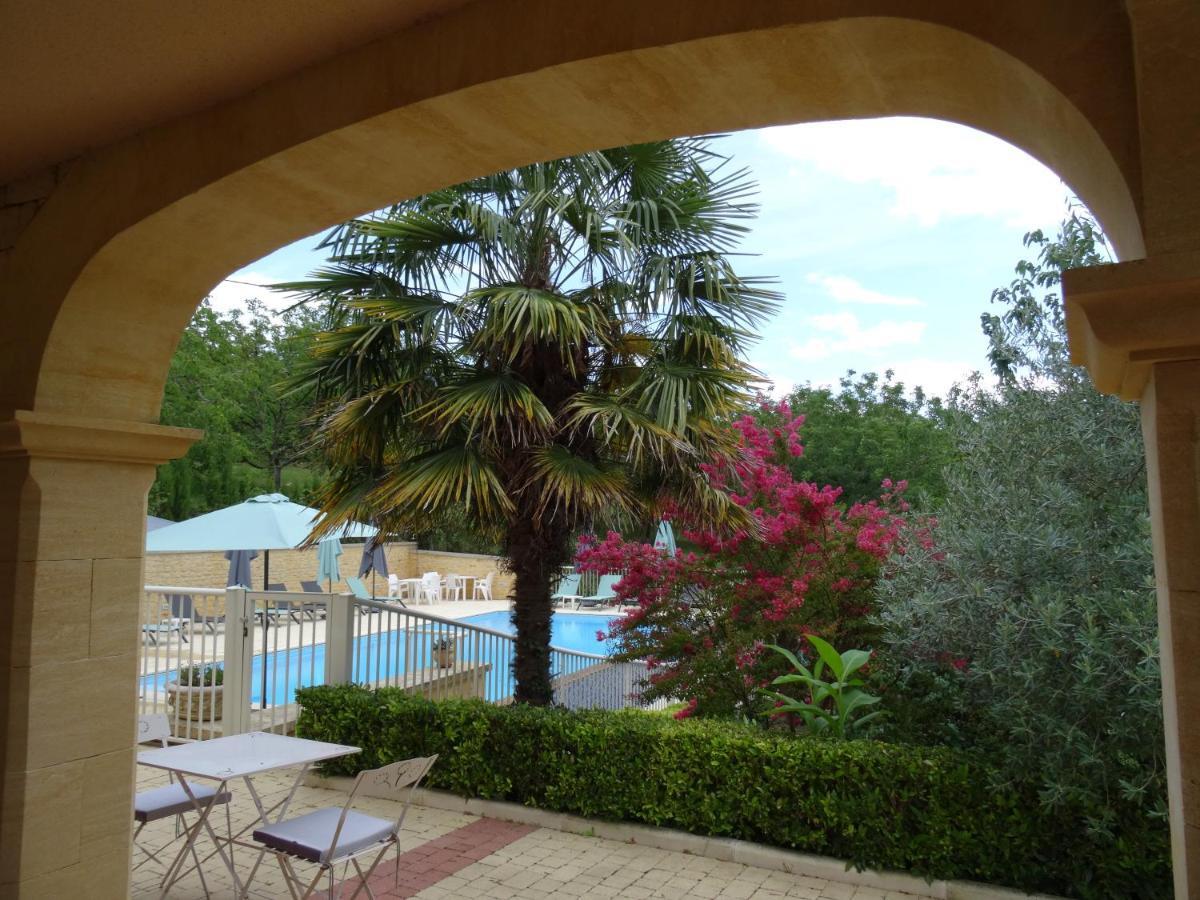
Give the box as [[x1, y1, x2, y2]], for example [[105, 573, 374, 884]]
[[166, 664, 224, 721], [431, 636, 458, 669]]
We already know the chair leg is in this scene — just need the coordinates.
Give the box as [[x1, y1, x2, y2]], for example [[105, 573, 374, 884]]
[[345, 856, 379, 900], [346, 847, 391, 900], [273, 852, 302, 900]]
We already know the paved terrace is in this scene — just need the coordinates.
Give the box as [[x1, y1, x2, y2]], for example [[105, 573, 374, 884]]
[[131, 769, 935, 900]]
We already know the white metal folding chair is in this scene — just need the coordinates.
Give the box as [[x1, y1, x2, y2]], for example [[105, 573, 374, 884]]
[[253, 755, 438, 899], [132, 714, 232, 896]]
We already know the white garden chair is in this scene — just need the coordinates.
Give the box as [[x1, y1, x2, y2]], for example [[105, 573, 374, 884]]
[[420, 572, 441, 605], [444, 574, 468, 601], [132, 714, 232, 894], [253, 755, 438, 899], [473, 571, 496, 601]]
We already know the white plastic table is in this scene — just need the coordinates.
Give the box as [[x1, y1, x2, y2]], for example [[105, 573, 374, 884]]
[[394, 577, 424, 602], [138, 731, 359, 898]]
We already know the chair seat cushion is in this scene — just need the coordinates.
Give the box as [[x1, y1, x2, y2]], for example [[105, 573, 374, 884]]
[[254, 808, 394, 864], [134, 782, 230, 822]]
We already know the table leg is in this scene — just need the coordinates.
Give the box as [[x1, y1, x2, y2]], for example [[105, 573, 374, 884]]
[[239, 762, 313, 893], [159, 776, 239, 899]]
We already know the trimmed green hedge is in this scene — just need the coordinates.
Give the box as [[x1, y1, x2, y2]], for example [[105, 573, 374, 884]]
[[296, 685, 1169, 898]]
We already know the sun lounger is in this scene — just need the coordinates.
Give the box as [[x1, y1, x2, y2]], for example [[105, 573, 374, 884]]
[[572, 574, 621, 609]]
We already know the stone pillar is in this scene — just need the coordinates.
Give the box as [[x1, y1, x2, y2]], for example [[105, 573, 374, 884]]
[[1064, 255, 1200, 897], [1142, 362, 1200, 898], [0, 411, 196, 896]]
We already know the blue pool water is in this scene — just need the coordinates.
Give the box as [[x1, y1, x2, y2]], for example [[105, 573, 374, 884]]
[[461, 611, 616, 655], [143, 611, 617, 708]]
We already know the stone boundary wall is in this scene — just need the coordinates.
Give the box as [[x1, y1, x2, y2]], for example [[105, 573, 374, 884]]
[[144, 542, 514, 598]]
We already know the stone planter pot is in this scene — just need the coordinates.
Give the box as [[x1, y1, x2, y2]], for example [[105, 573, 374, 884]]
[[432, 643, 457, 669], [166, 682, 224, 722]]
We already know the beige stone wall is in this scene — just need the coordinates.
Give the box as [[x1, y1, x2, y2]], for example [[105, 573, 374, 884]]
[[413, 549, 512, 598], [143, 541, 512, 598]]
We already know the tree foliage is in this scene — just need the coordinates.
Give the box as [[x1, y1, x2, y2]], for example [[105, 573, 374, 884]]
[[577, 405, 915, 719], [150, 299, 324, 519], [282, 139, 780, 703], [770, 371, 959, 507], [876, 212, 1165, 868]]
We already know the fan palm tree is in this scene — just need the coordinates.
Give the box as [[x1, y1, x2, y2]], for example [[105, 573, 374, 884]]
[[281, 138, 780, 704]]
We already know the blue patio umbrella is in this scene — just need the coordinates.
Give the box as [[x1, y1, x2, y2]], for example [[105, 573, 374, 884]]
[[147, 493, 376, 560], [653, 519, 678, 556], [225, 549, 258, 588], [316, 536, 343, 591], [147, 494, 376, 708]]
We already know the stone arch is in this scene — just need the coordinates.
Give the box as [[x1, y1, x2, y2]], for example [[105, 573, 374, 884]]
[[2, 6, 1142, 428]]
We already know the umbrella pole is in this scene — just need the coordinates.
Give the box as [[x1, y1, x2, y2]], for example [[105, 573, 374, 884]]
[[261, 549, 270, 709]]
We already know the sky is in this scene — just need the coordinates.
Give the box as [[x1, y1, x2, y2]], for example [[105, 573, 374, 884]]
[[212, 116, 1076, 400]]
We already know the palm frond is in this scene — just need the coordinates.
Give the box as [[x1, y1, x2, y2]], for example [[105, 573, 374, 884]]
[[369, 446, 513, 523], [525, 444, 639, 521], [418, 372, 554, 442]]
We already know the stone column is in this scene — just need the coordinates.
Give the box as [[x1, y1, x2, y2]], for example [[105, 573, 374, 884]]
[[1064, 255, 1200, 897], [1142, 362, 1200, 898], [0, 411, 196, 897]]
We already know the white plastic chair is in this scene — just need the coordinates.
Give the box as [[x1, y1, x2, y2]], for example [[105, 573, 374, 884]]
[[253, 755, 438, 899], [444, 574, 468, 602], [420, 572, 441, 605], [473, 571, 496, 602], [132, 714, 232, 894], [387, 573, 401, 598]]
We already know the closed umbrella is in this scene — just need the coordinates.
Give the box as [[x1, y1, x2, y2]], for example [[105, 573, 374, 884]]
[[357, 535, 389, 597], [316, 536, 343, 591], [653, 519, 678, 556], [225, 549, 258, 588]]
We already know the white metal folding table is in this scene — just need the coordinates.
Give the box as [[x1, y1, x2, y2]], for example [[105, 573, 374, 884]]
[[137, 731, 359, 898]]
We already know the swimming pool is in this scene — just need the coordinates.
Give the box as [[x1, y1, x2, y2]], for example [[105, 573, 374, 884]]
[[141, 610, 619, 708], [460, 611, 617, 656]]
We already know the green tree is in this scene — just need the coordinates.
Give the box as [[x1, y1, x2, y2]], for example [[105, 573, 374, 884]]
[[769, 370, 959, 507], [876, 212, 1166, 894], [150, 299, 324, 518], [283, 139, 779, 704]]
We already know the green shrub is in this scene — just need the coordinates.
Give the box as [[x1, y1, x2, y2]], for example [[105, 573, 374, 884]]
[[296, 685, 1169, 897]]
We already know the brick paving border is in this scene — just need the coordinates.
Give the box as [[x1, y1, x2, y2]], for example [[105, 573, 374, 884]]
[[352, 816, 538, 898]]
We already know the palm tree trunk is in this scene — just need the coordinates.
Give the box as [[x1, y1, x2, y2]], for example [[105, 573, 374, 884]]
[[507, 510, 569, 705]]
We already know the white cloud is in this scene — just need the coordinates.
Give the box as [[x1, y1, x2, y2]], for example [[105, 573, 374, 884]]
[[806, 273, 923, 307], [205, 270, 301, 315], [789, 312, 925, 361], [883, 358, 979, 398], [759, 377, 795, 398], [759, 117, 1068, 228]]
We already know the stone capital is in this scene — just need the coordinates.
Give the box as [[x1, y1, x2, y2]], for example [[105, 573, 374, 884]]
[[1064, 250, 1200, 400], [0, 410, 199, 465]]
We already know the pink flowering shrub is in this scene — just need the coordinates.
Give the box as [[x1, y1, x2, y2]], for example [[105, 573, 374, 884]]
[[576, 404, 924, 718]]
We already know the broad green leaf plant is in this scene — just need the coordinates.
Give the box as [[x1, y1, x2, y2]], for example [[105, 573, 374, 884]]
[[760, 635, 881, 737]]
